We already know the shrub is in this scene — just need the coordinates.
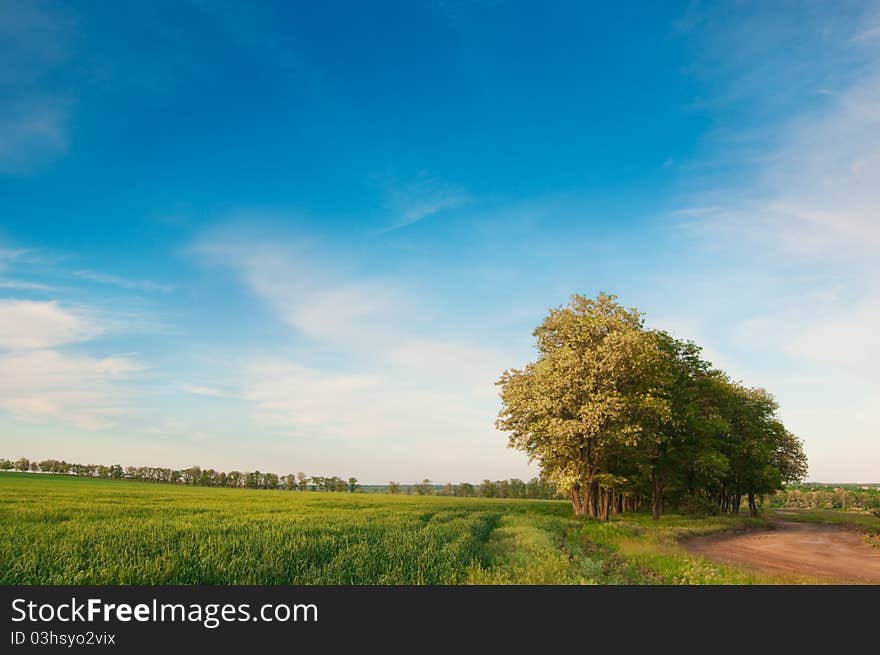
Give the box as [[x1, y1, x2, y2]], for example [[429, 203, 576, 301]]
[[678, 495, 720, 518]]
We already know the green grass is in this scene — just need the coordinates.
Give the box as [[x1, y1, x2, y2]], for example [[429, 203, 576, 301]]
[[465, 512, 641, 584], [0, 473, 514, 584], [575, 513, 792, 584], [0, 472, 795, 584]]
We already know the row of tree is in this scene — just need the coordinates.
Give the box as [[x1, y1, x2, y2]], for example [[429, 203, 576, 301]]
[[771, 484, 880, 511], [0, 459, 562, 499], [385, 477, 560, 499], [497, 293, 808, 520], [0, 458, 360, 493]]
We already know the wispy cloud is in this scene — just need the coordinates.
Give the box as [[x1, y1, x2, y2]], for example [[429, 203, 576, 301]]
[[380, 173, 469, 232], [240, 359, 490, 442], [72, 269, 176, 294], [852, 11, 880, 43], [193, 231, 404, 350], [0, 279, 52, 291], [0, 349, 142, 429], [678, 71, 880, 266], [0, 299, 143, 429], [0, 248, 29, 269], [0, 299, 101, 350], [669, 11, 880, 480], [0, 1, 77, 174], [179, 383, 232, 398], [190, 226, 526, 480]]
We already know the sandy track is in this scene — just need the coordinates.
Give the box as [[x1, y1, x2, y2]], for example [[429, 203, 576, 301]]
[[684, 520, 880, 583]]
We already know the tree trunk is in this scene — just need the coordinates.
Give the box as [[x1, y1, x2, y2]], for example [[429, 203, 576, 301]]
[[651, 470, 664, 520], [589, 481, 600, 518], [748, 492, 757, 517], [598, 486, 612, 521], [570, 486, 586, 517]]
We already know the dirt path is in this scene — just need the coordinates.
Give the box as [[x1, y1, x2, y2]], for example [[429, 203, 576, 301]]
[[684, 520, 880, 583]]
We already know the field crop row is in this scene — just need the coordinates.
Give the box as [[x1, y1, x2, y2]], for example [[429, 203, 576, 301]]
[[1, 473, 788, 585], [0, 473, 568, 584]]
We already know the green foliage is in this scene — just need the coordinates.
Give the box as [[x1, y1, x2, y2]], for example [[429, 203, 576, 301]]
[[497, 293, 665, 517], [772, 484, 880, 511], [678, 495, 721, 518], [3, 455, 561, 500], [497, 293, 807, 520]]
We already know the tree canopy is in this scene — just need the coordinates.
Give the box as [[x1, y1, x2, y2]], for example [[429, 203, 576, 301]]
[[496, 293, 807, 519]]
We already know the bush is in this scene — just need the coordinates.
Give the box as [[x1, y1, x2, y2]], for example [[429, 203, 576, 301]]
[[678, 495, 720, 518]]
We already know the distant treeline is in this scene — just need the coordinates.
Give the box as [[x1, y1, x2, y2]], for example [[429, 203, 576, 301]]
[[0, 457, 561, 499], [384, 478, 560, 499], [771, 483, 880, 512], [1, 457, 358, 492]]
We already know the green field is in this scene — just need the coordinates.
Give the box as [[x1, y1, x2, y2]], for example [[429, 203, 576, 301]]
[[1, 472, 786, 585]]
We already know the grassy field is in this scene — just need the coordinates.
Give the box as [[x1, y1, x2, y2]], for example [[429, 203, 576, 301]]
[[1, 472, 784, 585]]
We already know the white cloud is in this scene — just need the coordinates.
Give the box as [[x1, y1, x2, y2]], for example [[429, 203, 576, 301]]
[[381, 173, 469, 232], [786, 300, 880, 375], [0, 299, 100, 350], [286, 283, 401, 344], [239, 358, 498, 466], [678, 72, 880, 366], [0, 279, 52, 291], [0, 243, 176, 436], [72, 270, 175, 293], [194, 233, 405, 350], [0, 295, 145, 430], [0, 349, 141, 429], [389, 338, 504, 395], [758, 78, 880, 255], [194, 231, 508, 376], [179, 383, 231, 398], [852, 16, 880, 43], [191, 229, 532, 480], [680, 74, 880, 259], [671, 22, 880, 480]]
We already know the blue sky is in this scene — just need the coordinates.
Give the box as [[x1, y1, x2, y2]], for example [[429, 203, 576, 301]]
[[2, 1, 879, 482]]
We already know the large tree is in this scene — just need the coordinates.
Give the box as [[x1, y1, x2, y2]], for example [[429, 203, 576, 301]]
[[496, 293, 665, 518], [635, 332, 717, 519], [497, 293, 807, 520]]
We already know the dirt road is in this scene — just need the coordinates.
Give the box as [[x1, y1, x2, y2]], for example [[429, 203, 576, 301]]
[[684, 520, 880, 583]]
